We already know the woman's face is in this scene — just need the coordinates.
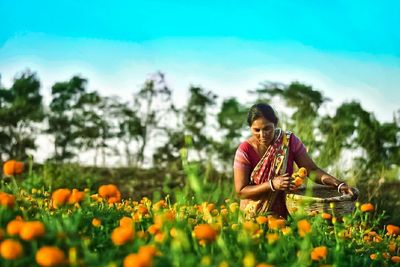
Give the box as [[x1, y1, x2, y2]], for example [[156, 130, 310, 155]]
[[250, 117, 275, 146]]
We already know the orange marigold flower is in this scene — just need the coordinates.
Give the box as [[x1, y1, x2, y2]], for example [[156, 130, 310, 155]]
[[120, 217, 134, 228], [98, 184, 121, 204], [386, 224, 400, 236], [0, 192, 15, 208], [370, 253, 377, 260], [67, 189, 85, 204], [298, 219, 311, 237], [310, 246, 327, 261], [19, 221, 45, 240], [6, 219, 25, 236], [294, 177, 303, 187], [267, 233, 279, 244], [36, 246, 65, 267], [147, 224, 160, 235], [137, 205, 149, 215], [360, 203, 374, 212], [268, 217, 286, 230], [124, 253, 151, 267], [0, 239, 23, 260], [392, 256, 400, 263], [51, 189, 71, 208], [111, 226, 134, 246], [92, 218, 102, 227], [256, 216, 268, 225], [194, 224, 218, 242], [3, 160, 24, 176], [321, 213, 332, 220]]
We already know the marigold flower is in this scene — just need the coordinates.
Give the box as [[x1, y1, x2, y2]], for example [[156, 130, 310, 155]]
[[120, 217, 134, 228], [6, 219, 25, 235], [0, 239, 23, 260], [370, 253, 377, 260], [310, 246, 327, 261], [124, 253, 151, 267], [67, 189, 85, 204], [256, 216, 268, 225], [267, 233, 279, 244], [36, 246, 65, 267], [3, 160, 24, 176], [92, 218, 102, 227], [194, 224, 218, 242], [298, 219, 311, 237], [386, 224, 400, 236], [0, 192, 15, 208], [392, 256, 400, 263], [98, 184, 121, 203], [294, 177, 303, 187], [360, 203, 374, 212], [19, 221, 45, 240], [297, 167, 307, 178], [268, 217, 286, 230], [111, 226, 134, 246], [243, 252, 256, 267], [321, 213, 332, 220], [51, 189, 72, 208]]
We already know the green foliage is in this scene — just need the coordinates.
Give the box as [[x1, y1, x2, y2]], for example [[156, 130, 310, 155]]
[[0, 70, 44, 160]]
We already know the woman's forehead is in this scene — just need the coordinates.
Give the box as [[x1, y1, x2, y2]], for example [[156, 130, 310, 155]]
[[251, 117, 274, 127]]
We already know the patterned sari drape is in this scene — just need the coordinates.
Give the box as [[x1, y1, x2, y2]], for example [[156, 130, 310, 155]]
[[245, 129, 292, 217]]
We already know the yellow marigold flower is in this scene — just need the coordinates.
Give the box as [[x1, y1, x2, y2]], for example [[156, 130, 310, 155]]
[[243, 252, 256, 267], [229, 202, 239, 213], [201, 256, 212, 266], [297, 167, 307, 178], [267, 233, 279, 244], [281, 226, 292, 236]]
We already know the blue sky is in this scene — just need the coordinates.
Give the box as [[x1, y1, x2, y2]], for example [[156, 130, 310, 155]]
[[1, 0, 399, 123]]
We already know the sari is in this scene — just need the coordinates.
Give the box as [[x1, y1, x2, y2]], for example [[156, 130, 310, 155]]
[[244, 129, 292, 218]]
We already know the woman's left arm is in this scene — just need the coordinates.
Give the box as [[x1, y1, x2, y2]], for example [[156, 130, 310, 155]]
[[295, 152, 358, 198]]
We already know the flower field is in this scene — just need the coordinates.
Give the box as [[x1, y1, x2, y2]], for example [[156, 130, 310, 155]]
[[1, 163, 400, 266]]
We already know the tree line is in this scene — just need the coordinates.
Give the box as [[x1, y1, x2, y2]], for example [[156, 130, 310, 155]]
[[0, 69, 399, 182]]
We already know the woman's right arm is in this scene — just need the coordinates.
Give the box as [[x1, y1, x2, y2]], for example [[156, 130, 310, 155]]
[[234, 167, 290, 199]]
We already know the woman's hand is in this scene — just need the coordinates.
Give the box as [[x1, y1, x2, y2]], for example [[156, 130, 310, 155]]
[[339, 184, 359, 201], [272, 173, 291, 191]]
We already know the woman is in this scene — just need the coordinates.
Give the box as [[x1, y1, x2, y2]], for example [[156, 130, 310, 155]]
[[233, 103, 357, 218]]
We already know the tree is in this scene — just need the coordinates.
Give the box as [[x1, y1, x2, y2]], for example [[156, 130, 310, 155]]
[[133, 72, 175, 166], [47, 76, 88, 161], [214, 97, 248, 170], [183, 86, 217, 161], [0, 70, 44, 160], [253, 81, 329, 153]]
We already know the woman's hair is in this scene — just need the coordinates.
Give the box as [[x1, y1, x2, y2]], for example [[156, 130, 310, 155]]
[[247, 103, 279, 126]]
